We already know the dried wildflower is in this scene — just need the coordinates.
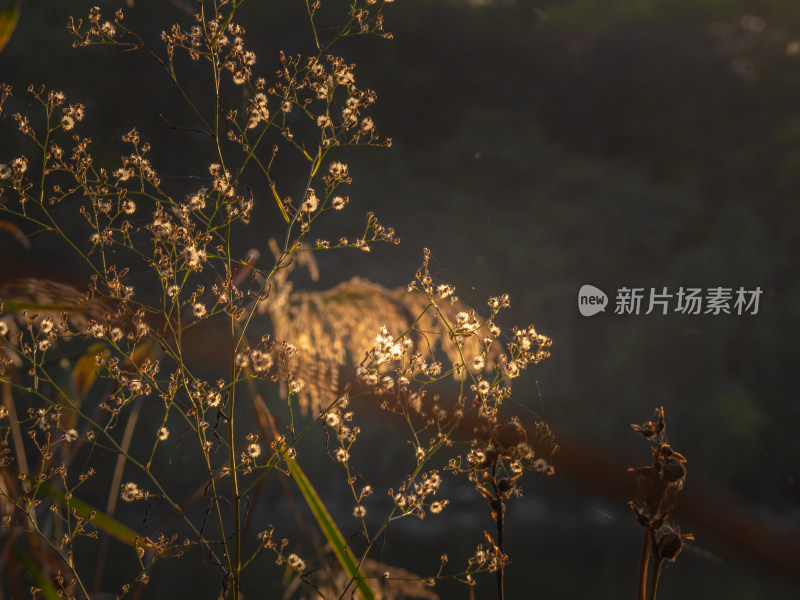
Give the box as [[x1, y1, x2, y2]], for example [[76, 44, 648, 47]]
[[370, 326, 403, 364], [61, 114, 75, 131], [301, 189, 319, 212], [49, 90, 65, 106], [113, 167, 132, 181], [328, 161, 348, 180], [193, 302, 207, 318], [63, 429, 79, 442], [246, 92, 269, 129], [39, 318, 54, 334], [250, 349, 273, 373], [335, 447, 349, 463], [257, 528, 274, 544], [246, 442, 261, 458], [353, 505, 367, 518], [233, 353, 248, 369], [629, 408, 693, 596], [209, 163, 234, 197], [150, 209, 173, 238], [187, 189, 207, 210], [101, 21, 116, 37], [360, 116, 374, 133], [120, 482, 145, 502], [183, 244, 207, 270], [11, 156, 27, 174], [15, 114, 32, 135], [286, 554, 305, 572], [207, 391, 222, 408], [454, 311, 479, 334], [436, 284, 455, 299], [157, 427, 169, 441], [325, 412, 341, 428]]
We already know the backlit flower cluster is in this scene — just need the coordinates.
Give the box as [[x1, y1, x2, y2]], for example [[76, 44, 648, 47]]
[[388, 470, 448, 520]]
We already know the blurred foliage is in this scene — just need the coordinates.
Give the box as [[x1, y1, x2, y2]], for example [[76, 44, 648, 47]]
[[0, 0, 20, 55], [1, 0, 799, 597]]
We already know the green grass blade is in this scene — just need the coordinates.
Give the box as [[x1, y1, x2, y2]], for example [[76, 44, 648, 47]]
[[286, 455, 376, 600], [270, 184, 291, 223], [38, 484, 141, 546]]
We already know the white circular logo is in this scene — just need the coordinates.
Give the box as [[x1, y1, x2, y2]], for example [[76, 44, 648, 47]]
[[578, 285, 608, 316]]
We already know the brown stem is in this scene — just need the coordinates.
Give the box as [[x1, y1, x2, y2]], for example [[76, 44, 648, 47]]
[[491, 461, 504, 600], [637, 531, 651, 600], [648, 550, 664, 600], [496, 493, 505, 600]]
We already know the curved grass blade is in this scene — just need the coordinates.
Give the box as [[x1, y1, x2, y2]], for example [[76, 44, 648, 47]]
[[286, 456, 376, 600], [270, 184, 291, 223], [38, 484, 140, 547]]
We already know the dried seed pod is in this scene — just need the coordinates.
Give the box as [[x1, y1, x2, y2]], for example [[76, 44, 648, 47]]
[[657, 530, 686, 562], [661, 457, 687, 485], [497, 477, 514, 495]]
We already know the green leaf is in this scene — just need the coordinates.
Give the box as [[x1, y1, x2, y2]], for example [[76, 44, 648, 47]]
[[0, 0, 20, 55], [286, 455, 376, 600]]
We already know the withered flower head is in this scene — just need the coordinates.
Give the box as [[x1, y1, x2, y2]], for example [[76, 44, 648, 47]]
[[631, 406, 666, 440], [656, 527, 695, 562]]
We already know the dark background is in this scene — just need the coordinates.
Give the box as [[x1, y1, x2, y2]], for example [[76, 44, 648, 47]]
[[1, 0, 799, 598]]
